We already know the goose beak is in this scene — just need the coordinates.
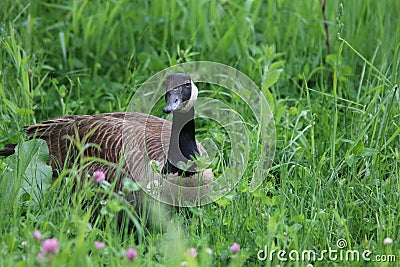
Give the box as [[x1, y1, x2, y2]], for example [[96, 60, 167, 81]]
[[163, 90, 182, 114]]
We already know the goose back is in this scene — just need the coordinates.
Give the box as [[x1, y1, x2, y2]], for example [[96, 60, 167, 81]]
[[25, 112, 210, 201]]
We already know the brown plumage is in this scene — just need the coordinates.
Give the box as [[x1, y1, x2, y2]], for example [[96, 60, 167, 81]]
[[26, 112, 211, 204], [25, 113, 169, 186], [0, 144, 16, 156]]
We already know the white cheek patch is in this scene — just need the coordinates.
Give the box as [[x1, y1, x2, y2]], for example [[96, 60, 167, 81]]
[[180, 80, 198, 112]]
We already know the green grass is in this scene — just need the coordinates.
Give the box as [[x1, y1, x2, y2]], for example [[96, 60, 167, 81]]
[[0, 0, 399, 266]]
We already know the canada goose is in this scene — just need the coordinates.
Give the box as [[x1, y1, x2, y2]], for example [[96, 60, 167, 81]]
[[0, 73, 213, 206]]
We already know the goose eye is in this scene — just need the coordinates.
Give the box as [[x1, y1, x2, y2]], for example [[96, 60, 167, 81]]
[[185, 82, 191, 88]]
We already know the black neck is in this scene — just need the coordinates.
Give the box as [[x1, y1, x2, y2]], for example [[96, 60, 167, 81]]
[[163, 107, 199, 176]]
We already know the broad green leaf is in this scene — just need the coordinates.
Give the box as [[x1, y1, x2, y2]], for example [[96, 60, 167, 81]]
[[16, 107, 34, 116], [262, 69, 283, 91], [353, 140, 364, 156], [269, 60, 286, 71], [0, 139, 52, 216]]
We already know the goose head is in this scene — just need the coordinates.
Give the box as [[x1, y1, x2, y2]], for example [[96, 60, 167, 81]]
[[163, 73, 198, 114]]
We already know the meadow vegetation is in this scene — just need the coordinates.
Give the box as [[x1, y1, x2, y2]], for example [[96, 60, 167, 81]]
[[0, 0, 399, 266]]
